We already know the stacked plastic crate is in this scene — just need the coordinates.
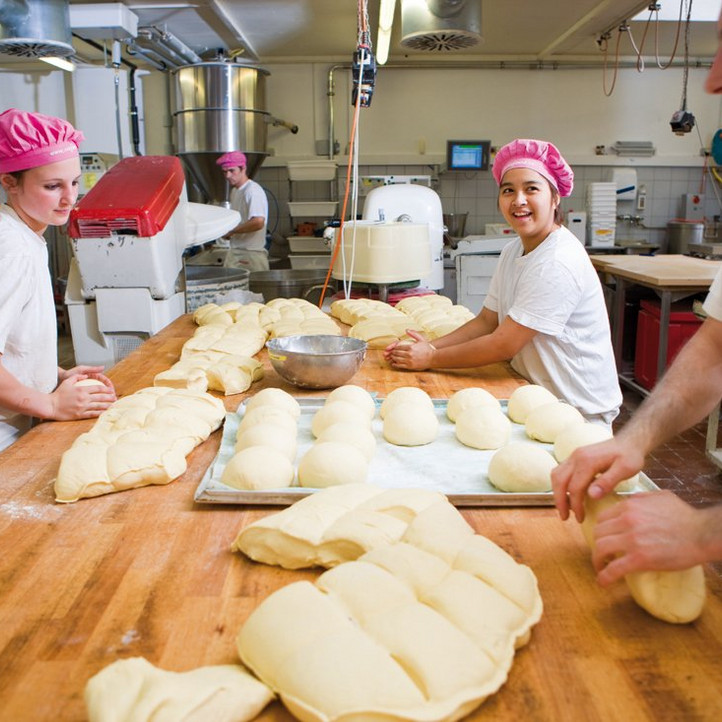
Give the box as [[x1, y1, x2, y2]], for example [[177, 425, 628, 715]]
[[586, 182, 616, 248]]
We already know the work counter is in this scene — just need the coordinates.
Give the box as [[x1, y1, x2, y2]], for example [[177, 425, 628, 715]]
[[1, 315, 722, 721]]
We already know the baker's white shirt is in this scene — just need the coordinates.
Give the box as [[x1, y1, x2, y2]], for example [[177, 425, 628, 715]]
[[484, 226, 621, 424], [0, 205, 58, 451], [229, 179, 268, 252], [703, 265, 722, 320]]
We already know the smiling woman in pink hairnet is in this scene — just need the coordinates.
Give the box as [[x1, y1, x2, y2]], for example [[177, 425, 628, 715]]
[[385, 138, 621, 426], [0, 108, 116, 452]]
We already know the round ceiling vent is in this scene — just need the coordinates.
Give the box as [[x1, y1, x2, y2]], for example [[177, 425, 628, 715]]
[[0, 0, 74, 58], [401, 30, 481, 52], [400, 0, 482, 53], [0, 38, 74, 58]]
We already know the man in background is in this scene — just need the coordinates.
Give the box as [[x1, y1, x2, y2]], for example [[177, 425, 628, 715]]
[[216, 151, 269, 272]]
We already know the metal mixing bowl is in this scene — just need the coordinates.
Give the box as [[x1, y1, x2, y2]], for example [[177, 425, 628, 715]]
[[266, 335, 367, 389]]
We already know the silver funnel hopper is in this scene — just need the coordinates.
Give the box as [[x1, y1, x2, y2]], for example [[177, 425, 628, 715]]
[[173, 61, 270, 206]]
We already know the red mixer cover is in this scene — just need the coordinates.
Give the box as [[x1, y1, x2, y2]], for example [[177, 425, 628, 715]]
[[68, 156, 185, 239]]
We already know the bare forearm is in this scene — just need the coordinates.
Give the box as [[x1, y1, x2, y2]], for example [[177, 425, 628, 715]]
[[0, 365, 54, 419], [429, 334, 512, 369], [617, 318, 722, 453]]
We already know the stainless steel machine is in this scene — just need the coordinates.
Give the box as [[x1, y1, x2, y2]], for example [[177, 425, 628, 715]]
[[65, 156, 239, 367]]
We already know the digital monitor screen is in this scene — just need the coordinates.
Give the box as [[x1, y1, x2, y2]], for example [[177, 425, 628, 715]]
[[446, 140, 490, 171]]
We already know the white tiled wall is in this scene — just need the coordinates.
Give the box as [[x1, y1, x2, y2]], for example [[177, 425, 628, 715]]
[[255, 163, 721, 251]]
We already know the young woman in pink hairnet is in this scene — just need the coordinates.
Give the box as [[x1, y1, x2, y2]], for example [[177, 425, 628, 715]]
[[385, 138, 621, 426], [0, 108, 116, 452]]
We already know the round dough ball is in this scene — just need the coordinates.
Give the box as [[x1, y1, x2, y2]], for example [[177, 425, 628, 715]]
[[326, 384, 376, 419], [507, 384, 558, 424], [311, 400, 371, 438], [380, 386, 434, 419], [525, 402, 585, 443], [553, 422, 612, 462], [383, 403, 439, 446], [245, 388, 301, 419], [488, 442, 557, 492], [235, 423, 297, 461], [75, 378, 105, 388], [221, 445, 295, 490], [446, 387, 499, 422], [455, 405, 511, 450], [316, 422, 376, 460], [238, 405, 297, 436], [298, 441, 369, 488]]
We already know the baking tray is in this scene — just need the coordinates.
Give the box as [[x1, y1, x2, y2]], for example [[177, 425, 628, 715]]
[[194, 399, 658, 507]]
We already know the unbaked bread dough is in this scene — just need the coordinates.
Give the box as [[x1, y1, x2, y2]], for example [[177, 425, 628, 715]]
[[582, 495, 706, 624], [84, 656, 273, 722], [455, 405, 511, 450], [310, 400, 372, 438], [525, 401, 585, 443], [383, 402, 439, 446], [238, 404, 298, 436], [54, 388, 225, 503], [75, 378, 106, 388], [245, 387, 301, 419], [326, 384, 376, 419], [316, 422, 376, 460], [222, 445, 295, 490], [298, 441, 369, 487], [446, 387, 499, 422], [507, 384, 558, 424], [379, 386, 434, 419], [234, 484, 544, 722], [487, 442, 557, 492], [235, 422, 297, 461]]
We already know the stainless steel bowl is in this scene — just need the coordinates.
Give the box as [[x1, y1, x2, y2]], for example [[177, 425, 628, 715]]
[[266, 335, 367, 389]]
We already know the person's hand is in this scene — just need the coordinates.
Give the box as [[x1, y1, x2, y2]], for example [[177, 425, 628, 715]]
[[49, 373, 117, 421], [387, 330, 434, 370], [591, 491, 705, 586], [382, 339, 400, 361], [551, 437, 645, 522]]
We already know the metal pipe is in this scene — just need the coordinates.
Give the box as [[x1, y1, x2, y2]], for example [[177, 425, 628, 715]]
[[267, 115, 299, 134], [327, 64, 350, 160], [126, 44, 168, 71], [155, 26, 202, 65]]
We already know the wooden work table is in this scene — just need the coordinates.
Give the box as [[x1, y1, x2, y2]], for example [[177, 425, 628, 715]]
[[1, 314, 722, 721]]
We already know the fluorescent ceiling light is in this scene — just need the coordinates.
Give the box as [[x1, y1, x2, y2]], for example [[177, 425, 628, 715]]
[[377, 0, 397, 65], [40, 56, 75, 72], [634, 0, 719, 22]]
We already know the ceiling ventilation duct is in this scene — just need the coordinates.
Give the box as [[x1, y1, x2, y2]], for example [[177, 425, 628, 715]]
[[0, 0, 74, 58], [400, 0, 482, 52]]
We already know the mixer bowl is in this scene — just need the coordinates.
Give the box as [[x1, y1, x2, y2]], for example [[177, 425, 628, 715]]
[[266, 335, 367, 389]]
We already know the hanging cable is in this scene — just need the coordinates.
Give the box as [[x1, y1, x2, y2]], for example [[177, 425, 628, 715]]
[[670, 0, 695, 135], [601, 29, 622, 97], [654, 0, 685, 69]]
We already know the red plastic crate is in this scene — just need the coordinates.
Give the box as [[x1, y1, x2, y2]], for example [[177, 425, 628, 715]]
[[634, 299, 702, 390]]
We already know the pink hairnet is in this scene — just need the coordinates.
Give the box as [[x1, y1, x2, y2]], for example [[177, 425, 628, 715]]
[[216, 151, 247, 170], [0, 108, 84, 173], [492, 139, 574, 197]]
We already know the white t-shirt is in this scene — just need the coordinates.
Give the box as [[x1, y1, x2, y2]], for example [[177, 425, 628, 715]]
[[484, 226, 622, 424], [229, 179, 268, 252], [0, 205, 58, 451], [702, 265, 722, 320]]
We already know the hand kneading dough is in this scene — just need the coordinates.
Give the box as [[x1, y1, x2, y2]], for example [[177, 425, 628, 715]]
[[84, 656, 273, 722], [245, 387, 301, 419], [524, 401, 585, 443], [235, 485, 544, 722], [582, 495, 706, 624], [316, 422, 376, 460], [222, 445, 295, 490], [298, 441, 369, 487], [446, 387, 499, 422], [554, 422, 639, 492], [311, 400, 371, 438], [488, 442, 557, 492], [380, 386, 433, 419], [235, 422, 297, 461], [507, 384, 558, 423], [75, 378, 106, 388], [455, 405, 510, 450], [326, 384, 376, 419], [383, 402, 439, 446]]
